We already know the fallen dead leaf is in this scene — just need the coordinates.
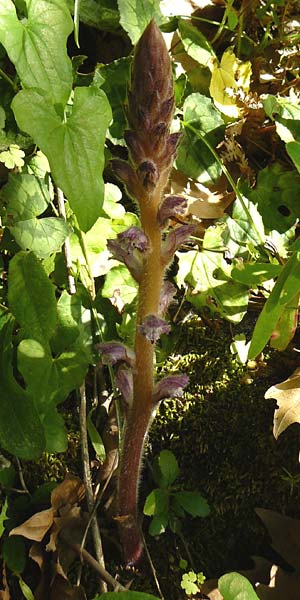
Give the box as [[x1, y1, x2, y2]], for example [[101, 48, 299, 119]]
[[51, 474, 85, 512], [169, 169, 235, 219], [9, 508, 54, 542], [256, 508, 300, 571], [265, 367, 300, 438], [202, 578, 222, 599]]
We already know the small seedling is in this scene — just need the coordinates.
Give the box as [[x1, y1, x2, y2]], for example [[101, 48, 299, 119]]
[[143, 450, 210, 536], [180, 570, 206, 596]]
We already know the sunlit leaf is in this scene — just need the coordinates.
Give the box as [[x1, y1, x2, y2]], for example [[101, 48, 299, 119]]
[[178, 18, 215, 67], [218, 572, 259, 600], [265, 367, 300, 438], [209, 48, 251, 118], [0, 0, 73, 106], [12, 86, 112, 232], [117, 0, 163, 44]]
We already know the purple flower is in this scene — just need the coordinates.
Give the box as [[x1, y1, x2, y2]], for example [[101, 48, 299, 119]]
[[107, 227, 149, 281], [158, 281, 176, 316], [162, 223, 196, 264], [158, 195, 188, 226], [136, 159, 159, 191], [137, 314, 171, 344], [115, 365, 133, 406], [153, 374, 189, 404], [97, 341, 135, 367]]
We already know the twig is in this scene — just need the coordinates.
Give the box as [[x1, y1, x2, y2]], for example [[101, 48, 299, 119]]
[[56, 188, 76, 295], [15, 458, 30, 495], [141, 530, 165, 600], [79, 383, 107, 593], [63, 537, 127, 592]]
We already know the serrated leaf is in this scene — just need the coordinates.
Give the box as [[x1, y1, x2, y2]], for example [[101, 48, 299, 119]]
[[181, 572, 199, 595], [218, 572, 259, 600], [117, 0, 163, 44], [12, 86, 112, 232], [175, 491, 210, 518], [0, 315, 45, 459], [143, 488, 169, 516], [178, 93, 224, 184], [178, 18, 215, 67], [8, 251, 57, 343], [0, 0, 73, 106], [0, 144, 25, 168], [157, 450, 179, 487], [265, 367, 300, 438]]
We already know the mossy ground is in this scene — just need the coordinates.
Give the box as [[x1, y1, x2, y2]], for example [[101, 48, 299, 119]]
[[143, 313, 300, 595]]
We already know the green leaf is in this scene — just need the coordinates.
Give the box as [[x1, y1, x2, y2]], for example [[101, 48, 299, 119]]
[[66, 0, 120, 32], [0, 0, 73, 106], [181, 571, 199, 595], [0, 463, 15, 488], [10, 218, 71, 259], [149, 513, 168, 536], [222, 195, 265, 257], [247, 163, 300, 233], [156, 449, 179, 488], [2, 536, 26, 574], [0, 498, 8, 537], [270, 293, 299, 352], [102, 265, 138, 307], [0, 315, 45, 459], [100, 58, 131, 140], [8, 251, 57, 344], [231, 263, 282, 286], [1, 173, 50, 221], [0, 144, 25, 168], [143, 488, 169, 516], [178, 18, 215, 67], [248, 252, 299, 359], [12, 86, 112, 232], [117, 0, 163, 44], [0, 105, 5, 129], [51, 291, 82, 354], [174, 491, 210, 518], [87, 410, 106, 462], [286, 141, 300, 173], [18, 576, 35, 600], [178, 93, 224, 183], [93, 593, 160, 600], [218, 572, 259, 600]]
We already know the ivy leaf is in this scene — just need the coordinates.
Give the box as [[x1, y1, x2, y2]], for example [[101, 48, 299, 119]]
[[1, 173, 50, 221], [174, 491, 210, 518], [0, 144, 25, 168], [102, 265, 138, 308], [0, 315, 45, 459], [265, 367, 300, 439], [286, 141, 300, 174], [0, 0, 73, 106], [51, 291, 82, 354], [8, 251, 57, 344], [178, 93, 224, 184], [222, 195, 265, 257], [12, 86, 112, 232], [218, 572, 259, 600], [209, 48, 251, 118], [10, 218, 71, 259], [178, 18, 215, 67], [117, 0, 163, 44]]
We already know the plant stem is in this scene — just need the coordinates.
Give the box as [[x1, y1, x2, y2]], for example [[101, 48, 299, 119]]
[[57, 188, 76, 295], [0, 68, 18, 92]]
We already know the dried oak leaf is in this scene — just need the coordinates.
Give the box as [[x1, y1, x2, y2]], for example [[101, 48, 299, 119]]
[[256, 508, 300, 571], [9, 508, 54, 542], [169, 169, 235, 219], [264, 367, 300, 438], [51, 474, 85, 512], [50, 575, 86, 600]]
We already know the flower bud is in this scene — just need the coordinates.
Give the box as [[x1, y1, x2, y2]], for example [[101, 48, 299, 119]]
[[137, 314, 171, 344]]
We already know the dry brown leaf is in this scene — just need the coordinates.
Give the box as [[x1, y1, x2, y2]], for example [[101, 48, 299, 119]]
[[169, 169, 235, 219], [50, 575, 87, 600], [51, 475, 85, 512], [264, 367, 300, 438], [29, 542, 45, 570], [9, 508, 54, 542], [256, 567, 300, 599], [0, 564, 10, 600], [201, 578, 223, 599]]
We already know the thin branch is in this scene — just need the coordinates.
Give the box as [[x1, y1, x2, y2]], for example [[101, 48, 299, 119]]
[[56, 188, 76, 295], [79, 383, 107, 593], [63, 537, 127, 592], [15, 458, 30, 495]]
